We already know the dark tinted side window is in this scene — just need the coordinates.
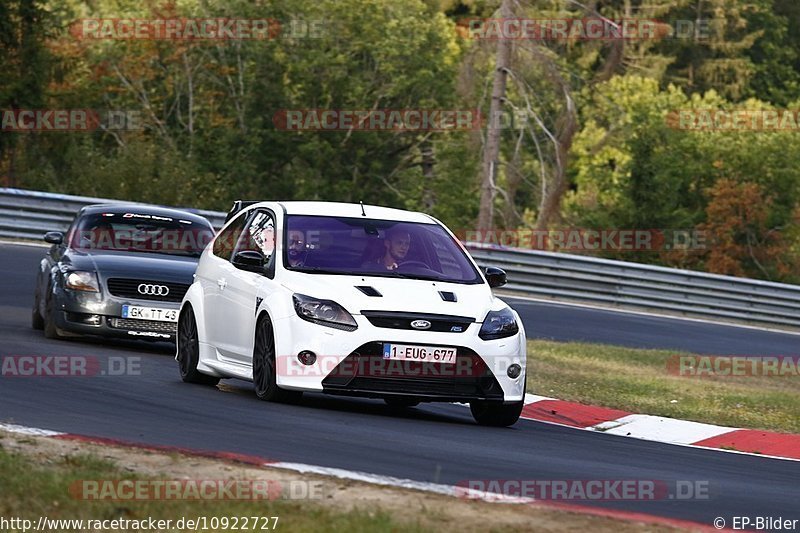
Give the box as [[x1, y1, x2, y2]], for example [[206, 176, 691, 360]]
[[64, 211, 83, 248], [213, 211, 249, 261], [234, 210, 276, 263]]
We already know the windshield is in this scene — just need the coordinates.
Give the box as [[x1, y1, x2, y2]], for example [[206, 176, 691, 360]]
[[70, 211, 215, 257], [284, 215, 481, 284]]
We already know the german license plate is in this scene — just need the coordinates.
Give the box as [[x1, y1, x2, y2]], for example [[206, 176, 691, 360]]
[[382, 343, 456, 363], [122, 305, 178, 322]]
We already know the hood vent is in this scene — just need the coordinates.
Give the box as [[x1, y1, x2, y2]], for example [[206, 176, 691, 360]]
[[438, 291, 457, 302], [356, 286, 382, 297]]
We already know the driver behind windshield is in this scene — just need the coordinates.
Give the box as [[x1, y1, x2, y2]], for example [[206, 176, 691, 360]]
[[83, 221, 114, 249], [373, 227, 412, 271]]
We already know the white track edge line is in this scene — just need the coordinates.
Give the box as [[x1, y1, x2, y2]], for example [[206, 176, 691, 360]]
[[0, 422, 66, 437], [0, 239, 49, 248], [268, 462, 534, 504], [0, 422, 530, 504]]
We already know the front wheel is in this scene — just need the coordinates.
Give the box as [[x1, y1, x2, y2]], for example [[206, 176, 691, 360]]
[[177, 307, 219, 386], [253, 316, 302, 403], [470, 400, 524, 427]]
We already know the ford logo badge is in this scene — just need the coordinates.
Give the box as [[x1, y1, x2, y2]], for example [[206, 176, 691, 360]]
[[410, 320, 431, 330]]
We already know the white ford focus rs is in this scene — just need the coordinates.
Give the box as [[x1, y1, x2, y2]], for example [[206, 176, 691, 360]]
[[176, 201, 527, 426]]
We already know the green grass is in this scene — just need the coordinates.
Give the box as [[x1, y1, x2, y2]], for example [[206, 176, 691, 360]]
[[0, 447, 430, 533], [526, 340, 800, 434]]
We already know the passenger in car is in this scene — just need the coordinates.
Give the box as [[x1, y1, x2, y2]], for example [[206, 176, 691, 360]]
[[287, 229, 308, 267]]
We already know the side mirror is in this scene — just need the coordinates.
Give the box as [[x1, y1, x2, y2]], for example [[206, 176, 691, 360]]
[[44, 231, 64, 245], [232, 250, 266, 274], [484, 266, 507, 288]]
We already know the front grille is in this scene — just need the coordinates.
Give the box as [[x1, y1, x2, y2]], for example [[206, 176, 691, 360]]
[[361, 311, 473, 333], [322, 342, 503, 401], [109, 317, 177, 334], [106, 278, 189, 303]]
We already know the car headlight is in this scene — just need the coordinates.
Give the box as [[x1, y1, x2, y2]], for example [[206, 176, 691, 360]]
[[65, 271, 100, 292], [479, 307, 519, 340], [293, 293, 357, 331]]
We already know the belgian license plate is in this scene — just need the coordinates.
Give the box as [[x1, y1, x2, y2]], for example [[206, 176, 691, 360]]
[[382, 343, 456, 363], [122, 305, 178, 322]]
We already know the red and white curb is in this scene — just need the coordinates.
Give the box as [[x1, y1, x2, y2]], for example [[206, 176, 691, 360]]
[[0, 421, 719, 531], [522, 394, 800, 461]]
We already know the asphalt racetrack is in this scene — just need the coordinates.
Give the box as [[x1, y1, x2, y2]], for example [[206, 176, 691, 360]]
[[2, 242, 798, 527]]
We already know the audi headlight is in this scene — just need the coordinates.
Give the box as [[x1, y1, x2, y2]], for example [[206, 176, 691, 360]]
[[293, 293, 357, 331], [65, 271, 100, 292], [479, 307, 519, 340]]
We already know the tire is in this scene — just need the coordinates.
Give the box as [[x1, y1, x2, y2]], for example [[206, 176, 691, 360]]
[[253, 316, 302, 403], [177, 307, 219, 386], [31, 291, 44, 330], [384, 397, 420, 408], [43, 292, 62, 340], [470, 400, 524, 427]]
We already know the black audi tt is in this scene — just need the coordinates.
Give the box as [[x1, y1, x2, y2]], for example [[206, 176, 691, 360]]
[[32, 204, 216, 341]]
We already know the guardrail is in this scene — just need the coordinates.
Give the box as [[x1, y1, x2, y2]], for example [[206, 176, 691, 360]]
[[0, 188, 227, 239], [466, 244, 800, 330], [3, 187, 799, 330]]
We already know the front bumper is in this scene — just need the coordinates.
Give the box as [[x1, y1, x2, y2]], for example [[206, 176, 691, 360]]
[[52, 286, 178, 341], [271, 313, 527, 402]]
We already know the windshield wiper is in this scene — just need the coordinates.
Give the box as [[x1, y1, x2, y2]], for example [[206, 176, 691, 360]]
[[293, 266, 447, 282], [383, 270, 444, 282], [292, 267, 347, 275]]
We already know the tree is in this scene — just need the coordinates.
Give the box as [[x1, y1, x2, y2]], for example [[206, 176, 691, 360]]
[[0, 0, 53, 187], [700, 179, 789, 279], [659, 0, 798, 103], [477, 0, 512, 232]]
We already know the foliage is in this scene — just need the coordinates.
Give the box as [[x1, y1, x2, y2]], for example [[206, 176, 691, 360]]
[[700, 179, 792, 280], [2, 0, 800, 281]]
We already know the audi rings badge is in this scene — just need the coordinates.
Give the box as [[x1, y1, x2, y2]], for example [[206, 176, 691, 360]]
[[137, 284, 170, 296]]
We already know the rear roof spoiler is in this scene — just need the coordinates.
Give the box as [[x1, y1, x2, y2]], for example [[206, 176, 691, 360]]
[[224, 200, 260, 224]]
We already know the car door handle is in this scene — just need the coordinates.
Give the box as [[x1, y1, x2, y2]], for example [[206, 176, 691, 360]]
[[217, 277, 227, 290]]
